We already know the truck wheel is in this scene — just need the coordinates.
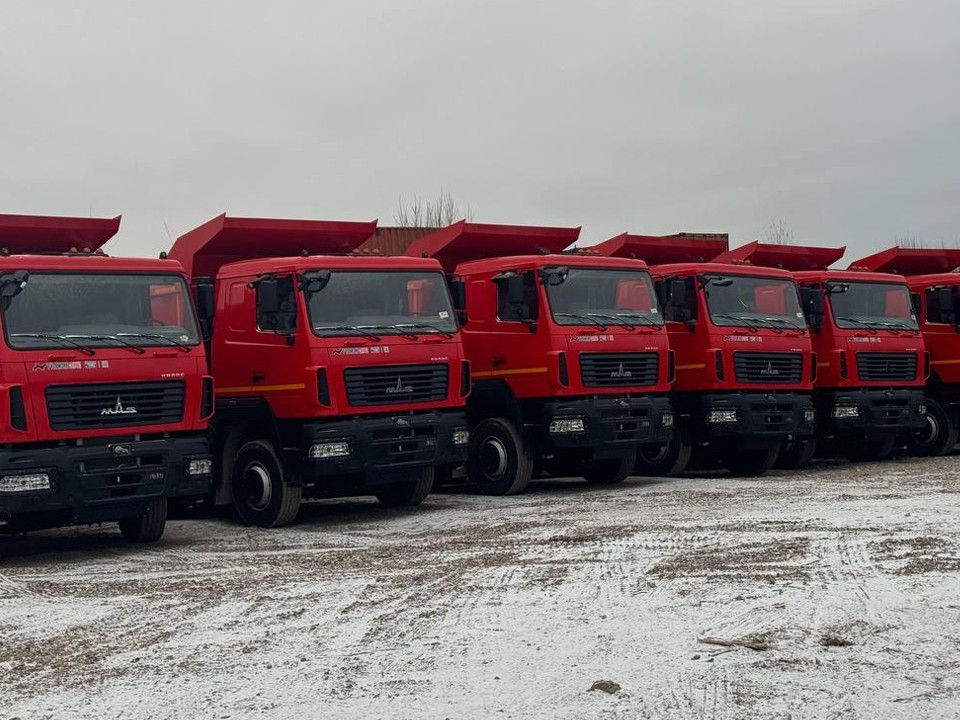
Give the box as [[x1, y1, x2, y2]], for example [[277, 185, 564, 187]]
[[635, 432, 692, 477], [844, 435, 896, 462], [231, 440, 301, 527], [726, 443, 779, 476], [907, 398, 958, 457], [118, 497, 167, 542], [468, 418, 533, 496], [376, 467, 434, 507], [583, 448, 637, 484], [776, 437, 817, 469]]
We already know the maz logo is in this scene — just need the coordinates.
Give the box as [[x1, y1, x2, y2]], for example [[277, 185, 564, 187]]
[[759, 363, 780, 376], [385, 378, 414, 395], [609, 363, 633, 378], [101, 397, 138, 416]]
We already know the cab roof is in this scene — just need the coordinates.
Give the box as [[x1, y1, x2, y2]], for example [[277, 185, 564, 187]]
[[453, 252, 650, 278], [591, 232, 729, 264], [848, 247, 960, 276], [714, 241, 846, 271], [0, 213, 121, 254], [650, 261, 797, 281], [792, 269, 910, 285], [0, 253, 188, 274], [214, 253, 448, 280]]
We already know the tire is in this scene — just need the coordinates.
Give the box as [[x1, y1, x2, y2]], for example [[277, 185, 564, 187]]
[[907, 398, 958, 457], [231, 440, 301, 527], [583, 448, 637, 485], [468, 418, 533, 496], [844, 435, 896, 462], [776, 437, 817, 469], [635, 431, 692, 477], [376, 467, 434, 507], [118, 497, 167, 542], [725, 443, 779, 476]]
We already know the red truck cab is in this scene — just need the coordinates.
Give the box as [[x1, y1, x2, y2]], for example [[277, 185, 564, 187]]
[[845, 247, 958, 456], [169, 214, 470, 527], [716, 241, 928, 464], [594, 233, 815, 476], [0, 214, 213, 540], [394, 221, 675, 494]]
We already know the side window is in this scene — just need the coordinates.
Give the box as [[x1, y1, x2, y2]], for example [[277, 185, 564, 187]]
[[658, 276, 697, 322], [256, 275, 297, 332], [925, 287, 958, 325], [495, 272, 539, 322]]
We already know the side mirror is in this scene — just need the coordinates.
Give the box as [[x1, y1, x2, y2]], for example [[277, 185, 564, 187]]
[[449, 279, 466, 310], [257, 278, 280, 314], [669, 279, 687, 308], [938, 287, 955, 315], [505, 274, 526, 306], [800, 287, 824, 329], [195, 279, 215, 321]]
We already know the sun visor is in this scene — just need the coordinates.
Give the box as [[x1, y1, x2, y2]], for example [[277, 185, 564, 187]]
[[715, 241, 845, 271], [848, 247, 960, 276], [0, 213, 121, 253], [591, 232, 729, 264]]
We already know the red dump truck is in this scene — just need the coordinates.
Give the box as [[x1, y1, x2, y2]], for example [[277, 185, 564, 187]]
[[0, 213, 213, 540], [366, 221, 675, 494], [168, 214, 470, 526], [593, 233, 815, 476], [844, 247, 959, 456], [716, 242, 928, 464]]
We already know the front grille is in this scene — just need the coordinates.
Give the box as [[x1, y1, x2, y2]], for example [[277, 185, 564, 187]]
[[344, 363, 448, 406], [579, 352, 659, 387], [734, 352, 803, 383], [856, 352, 917, 381], [46, 381, 185, 431]]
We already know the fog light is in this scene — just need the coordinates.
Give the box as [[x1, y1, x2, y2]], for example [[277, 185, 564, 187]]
[[452, 428, 470, 446], [803, 408, 815, 424], [309, 442, 351, 459], [706, 409, 738, 424], [661, 412, 675, 428], [0, 473, 50, 493], [549, 418, 585, 434], [187, 458, 213, 476], [917, 403, 927, 416], [832, 404, 860, 419]]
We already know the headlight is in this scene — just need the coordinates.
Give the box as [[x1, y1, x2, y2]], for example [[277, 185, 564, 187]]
[[706, 409, 738, 424], [803, 408, 816, 424], [917, 403, 927, 416], [186, 458, 213, 476], [452, 428, 470, 446], [832, 404, 860, 419], [549, 418, 585, 434], [661, 412, 675, 428], [309, 442, 351, 459], [0, 473, 50, 493]]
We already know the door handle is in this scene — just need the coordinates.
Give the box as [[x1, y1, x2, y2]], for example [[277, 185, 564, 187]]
[[491, 357, 506, 367], [251, 372, 265, 382]]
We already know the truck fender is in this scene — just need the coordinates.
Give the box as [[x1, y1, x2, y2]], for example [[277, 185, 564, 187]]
[[212, 399, 283, 506]]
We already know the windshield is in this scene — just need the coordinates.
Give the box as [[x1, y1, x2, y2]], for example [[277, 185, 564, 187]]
[[1, 272, 200, 351], [828, 281, 919, 330], [307, 270, 458, 337], [545, 267, 663, 327], [703, 274, 806, 329]]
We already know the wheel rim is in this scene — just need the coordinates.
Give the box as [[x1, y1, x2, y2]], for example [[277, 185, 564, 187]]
[[912, 412, 940, 448], [479, 437, 508, 480], [640, 443, 669, 465], [243, 462, 273, 511]]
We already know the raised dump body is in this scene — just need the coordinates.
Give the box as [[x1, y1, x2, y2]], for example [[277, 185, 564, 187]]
[[0, 213, 212, 540], [365, 220, 675, 494], [169, 214, 469, 526], [714, 241, 928, 464], [593, 232, 815, 476]]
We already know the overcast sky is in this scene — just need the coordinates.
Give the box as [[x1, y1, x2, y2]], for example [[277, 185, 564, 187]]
[[1, 0, 957, 259]]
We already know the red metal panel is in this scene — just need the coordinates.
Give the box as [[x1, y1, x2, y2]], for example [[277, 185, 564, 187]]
[[169, 213, 378, 279], [356, 226, 434, 256], [849, 247, 960, 276], [404, 220, 581, 272], [0, 213, 120, 253], [592, 232, 729, 264], [715, 241, 846, 271]]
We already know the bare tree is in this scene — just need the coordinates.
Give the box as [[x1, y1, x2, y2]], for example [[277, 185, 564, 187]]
[[394, 189, 473, 228], [762, 219, 795, 245]]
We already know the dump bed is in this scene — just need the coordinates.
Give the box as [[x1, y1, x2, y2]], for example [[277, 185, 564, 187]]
[[849, 247, 960, 276], [0, 213, 121, 254], [715, 241, 845, 271], [591, 232, 729, 264]]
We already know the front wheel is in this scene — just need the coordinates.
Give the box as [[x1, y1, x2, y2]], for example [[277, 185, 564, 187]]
[[583, 448, 637, 485], [231, 440, 301, 527], [725, 443, 779, 476], [906, 398, 958, 457], [118, 497, 167, 542], [468, 418, 533, 496], [776, 437, 817, 469], [376, 467, 434, 507], [635, 431, 692, 477]]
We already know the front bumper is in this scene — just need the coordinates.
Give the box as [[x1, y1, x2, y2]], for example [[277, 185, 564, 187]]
[[298, 410, 469, 483], [538, 395, 674, 452], [815, 387, 926, 435], [689, 392, 814, 439], [0, 434, 212, 531]]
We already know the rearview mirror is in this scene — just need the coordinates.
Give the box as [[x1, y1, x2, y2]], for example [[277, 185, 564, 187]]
[[800, 286, 824, 329], [668, 279, 687, 307], [449, 279, 466, 310], [257, 278, 280, 314], [195, 278, 215, 320]]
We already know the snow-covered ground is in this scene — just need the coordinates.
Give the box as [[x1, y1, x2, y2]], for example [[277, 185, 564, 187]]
[[3, 456, 960, 719]]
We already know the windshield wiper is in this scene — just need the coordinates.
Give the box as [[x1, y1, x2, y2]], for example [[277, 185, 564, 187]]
[[872, 321, 920, 334], [394, 323, 454, 339], [763, 317, 807, 333], [313, 325, 382, 341], [553, 312, 607, 330], [834, 317, 879, 334], [67, 334, 145, 354], [711, 314, 767, 332], [116, 332, 191, 352], [585, 313, 636, 330], [615, 312, 664, 328], [9, 333, 96, 356], [360, 324, 421, 340]]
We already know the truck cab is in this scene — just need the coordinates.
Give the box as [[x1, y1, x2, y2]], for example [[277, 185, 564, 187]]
[[397, 221, 675, 494], [846, 247, 959, 456], [169, 214, 469, 527], [0, 213, 213, 540], [716, 241, 928, 464], [594, 232, 815, 476]]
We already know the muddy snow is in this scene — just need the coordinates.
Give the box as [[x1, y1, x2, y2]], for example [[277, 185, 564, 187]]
[[3, 456, 960, 719]]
